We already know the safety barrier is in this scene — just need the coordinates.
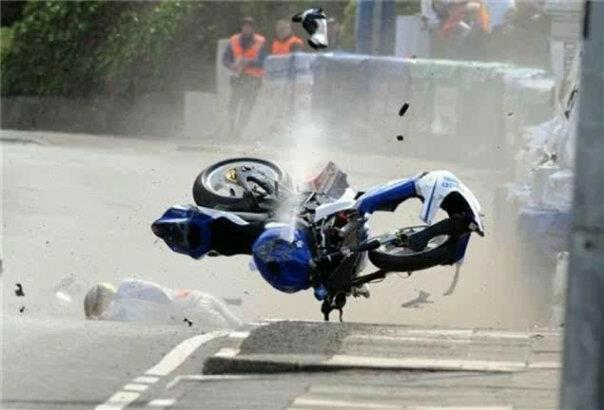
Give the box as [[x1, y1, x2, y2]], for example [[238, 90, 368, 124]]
[[261, 53, 553, 166]]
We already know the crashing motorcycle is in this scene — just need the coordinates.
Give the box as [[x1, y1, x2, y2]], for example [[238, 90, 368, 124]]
[[152, 158, 484, 321]]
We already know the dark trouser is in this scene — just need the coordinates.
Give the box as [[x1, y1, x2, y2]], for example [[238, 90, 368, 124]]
[[228, 74, 262, 138]]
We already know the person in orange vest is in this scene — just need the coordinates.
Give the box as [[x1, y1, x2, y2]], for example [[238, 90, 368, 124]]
[[271, 19, 304, 55], [222, 17, 267, 138]]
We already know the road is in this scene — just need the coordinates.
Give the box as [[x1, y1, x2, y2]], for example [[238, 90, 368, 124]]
[[1, 129, 557, 409]]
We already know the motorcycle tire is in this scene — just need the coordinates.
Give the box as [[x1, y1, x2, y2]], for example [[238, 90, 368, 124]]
[[192, 157, 291, 212], [368, 231, 468, 273]]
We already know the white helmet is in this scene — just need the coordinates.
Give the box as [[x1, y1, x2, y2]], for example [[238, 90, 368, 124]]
[[84, 283, 117, 319]]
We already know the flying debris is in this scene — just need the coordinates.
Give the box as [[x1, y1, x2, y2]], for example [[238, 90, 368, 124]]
[[292, 8, 328, 50], [398, 102, 410, 117]]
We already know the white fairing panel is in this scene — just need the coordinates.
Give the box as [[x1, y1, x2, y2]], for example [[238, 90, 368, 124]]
[[414, 171, 484, 233], [313, 187, 357, 222], [194, 205, 249, 225]]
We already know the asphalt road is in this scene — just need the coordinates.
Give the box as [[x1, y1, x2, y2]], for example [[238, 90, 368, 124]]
[[1, 314, 208, 409], [1, 129, 556, 409], [1, 128, 537, 328]]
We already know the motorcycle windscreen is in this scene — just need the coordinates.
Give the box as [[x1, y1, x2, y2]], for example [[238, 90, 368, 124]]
[[304, 161, 350, 199]]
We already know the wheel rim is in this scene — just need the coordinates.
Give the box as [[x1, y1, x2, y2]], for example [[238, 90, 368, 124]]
[[380, 226, 449, 256], [203, 160, 281, 199]]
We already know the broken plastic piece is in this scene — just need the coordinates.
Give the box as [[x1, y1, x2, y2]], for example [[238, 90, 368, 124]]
[[292, 8, 328, 49], [443, 262, 462, 296]]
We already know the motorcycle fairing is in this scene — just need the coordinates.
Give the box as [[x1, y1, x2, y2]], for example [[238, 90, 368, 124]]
[[152, 205, 214, 259], [354, 178, 417, 214], [313, 187, 357, 222], [414, 171, 484, 235], [152, 205, 260, 259]]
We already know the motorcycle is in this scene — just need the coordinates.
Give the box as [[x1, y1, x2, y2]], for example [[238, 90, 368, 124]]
[[152, 158, 484, 321]]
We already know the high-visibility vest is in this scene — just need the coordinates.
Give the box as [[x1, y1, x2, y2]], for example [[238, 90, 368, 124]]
[[271, 35, 304, 55], [230, 33, 266, 77]]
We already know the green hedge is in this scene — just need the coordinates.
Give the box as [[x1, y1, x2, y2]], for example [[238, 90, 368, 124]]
[[1, 1, 121, 96], [0, 1, 350, 98]]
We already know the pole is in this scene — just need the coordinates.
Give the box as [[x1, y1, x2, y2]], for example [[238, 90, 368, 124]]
[[561, 1, 604, 409]]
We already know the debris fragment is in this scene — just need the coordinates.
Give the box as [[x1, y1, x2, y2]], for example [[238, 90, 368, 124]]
[[443, 263, 462, 296], [396, 135, 404, 142], [223, 297, 242, 306], [292, 8, 328, 49], [183, 318, 193, 327], [53, 274, 82, 304], [15, 283, 25, 297], [401, 290, 432, 308], [507, 112, 514, 117], [398, 102, 410, 117]]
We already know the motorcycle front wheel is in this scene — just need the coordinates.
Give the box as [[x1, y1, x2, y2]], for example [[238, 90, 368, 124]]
[[192, 157, 291, 213]]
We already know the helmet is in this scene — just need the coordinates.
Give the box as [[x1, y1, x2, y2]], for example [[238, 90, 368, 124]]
[[252, 225, 312, 293], [84, 283, 117, 319], [151, 205, 212, 259]]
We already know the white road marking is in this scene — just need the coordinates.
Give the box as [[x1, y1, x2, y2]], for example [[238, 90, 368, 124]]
[[95, 392, 141, 410], [166, 374, 255, 389], [247, 321, 268, 326], [123, 383, 149, 392], [326, 355, 529, 372], [146, 331, 228, 376], [133, 376, 160, 384], [213, 347, 239, 358], [147, 398, 176, 407], [95, 331, 227, 410], [387, 329, 534, 340], [228, 331, 251, 339], [347, 335, 471, 344], [527, 361, 562, 369], [291, 397, 402, 409]]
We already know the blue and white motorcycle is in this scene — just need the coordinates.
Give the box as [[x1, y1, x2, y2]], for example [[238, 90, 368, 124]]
[[152, 158, 484, 321]]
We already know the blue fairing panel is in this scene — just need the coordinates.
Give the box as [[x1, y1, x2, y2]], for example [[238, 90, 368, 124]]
[[355, 178, 418, 214], [151, 205, 213, 259]]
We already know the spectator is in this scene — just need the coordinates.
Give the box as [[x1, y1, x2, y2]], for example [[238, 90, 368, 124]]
[[271, 19, 303, 55], [438, 0, 490, 60], [222, 17, 268, 138]]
